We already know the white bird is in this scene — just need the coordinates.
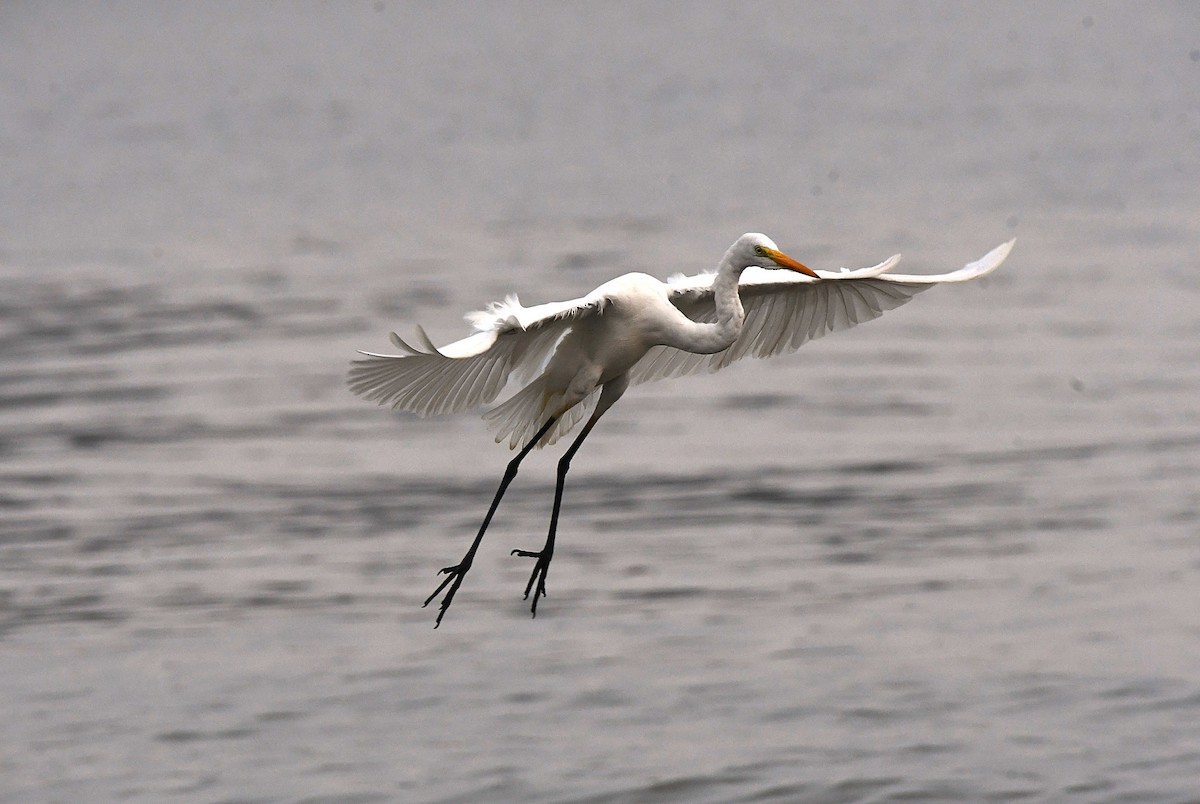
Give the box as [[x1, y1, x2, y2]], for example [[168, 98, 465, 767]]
[[349, 233, 1013, 626]]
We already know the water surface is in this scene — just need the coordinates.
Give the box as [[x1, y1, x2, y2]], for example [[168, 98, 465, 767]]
[[2, 3, 1199, 801]]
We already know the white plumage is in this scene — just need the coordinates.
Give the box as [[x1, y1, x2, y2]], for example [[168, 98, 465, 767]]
[[349, 237, 1012, 445], [348, 233, 1014, 626]]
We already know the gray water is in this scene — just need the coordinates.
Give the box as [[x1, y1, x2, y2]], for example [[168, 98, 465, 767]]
[[3, 2, 1200, 801]]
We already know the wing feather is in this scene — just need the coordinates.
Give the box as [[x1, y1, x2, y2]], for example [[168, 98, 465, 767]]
[[628, 241, 1012, 386], [347, 289, 604, 417], [807, 279, 830, 340]]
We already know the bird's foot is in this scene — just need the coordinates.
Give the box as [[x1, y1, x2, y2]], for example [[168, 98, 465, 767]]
[[423, 560, 471, 628], [510, 548, 552, 617]]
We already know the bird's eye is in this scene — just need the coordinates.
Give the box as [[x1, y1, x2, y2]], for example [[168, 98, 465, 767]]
[[753, 245, 767, 256]]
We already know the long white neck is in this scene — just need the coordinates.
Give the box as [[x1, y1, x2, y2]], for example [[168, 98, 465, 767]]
[[661, 247, 746, 355]]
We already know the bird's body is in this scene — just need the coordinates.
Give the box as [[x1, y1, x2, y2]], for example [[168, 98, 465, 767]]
[[349, 233, 1013, 626]]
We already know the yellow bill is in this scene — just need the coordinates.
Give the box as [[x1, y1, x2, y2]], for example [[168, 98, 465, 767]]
[[764, 247, 819, 278]]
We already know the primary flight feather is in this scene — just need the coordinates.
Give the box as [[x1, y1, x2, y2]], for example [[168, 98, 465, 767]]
[[348, 233, 1013, 626]]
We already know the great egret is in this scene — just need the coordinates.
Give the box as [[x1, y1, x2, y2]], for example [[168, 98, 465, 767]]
[[349, 233, 1013, 626]]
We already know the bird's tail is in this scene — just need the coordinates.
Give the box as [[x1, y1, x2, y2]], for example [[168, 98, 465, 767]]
[[484, 376, 598, 449]]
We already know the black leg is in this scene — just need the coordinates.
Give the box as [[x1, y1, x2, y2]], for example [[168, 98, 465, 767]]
[[511, 413, 601, 617], [424, 416, 557, 627]]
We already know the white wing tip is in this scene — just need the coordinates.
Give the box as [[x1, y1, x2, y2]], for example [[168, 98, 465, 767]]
[[971, 238, 1016, 275], [879, 238, 1014, 283]]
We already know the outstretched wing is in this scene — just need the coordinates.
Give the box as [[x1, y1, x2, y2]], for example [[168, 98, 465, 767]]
[[347, 289, 608, 418], [628, 239, 1014, 385]]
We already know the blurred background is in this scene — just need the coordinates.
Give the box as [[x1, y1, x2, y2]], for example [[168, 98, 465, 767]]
[[2, 2, 1198, 801]]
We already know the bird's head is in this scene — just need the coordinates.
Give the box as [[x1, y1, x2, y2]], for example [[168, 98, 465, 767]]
[[735, 233, 819, 278]]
